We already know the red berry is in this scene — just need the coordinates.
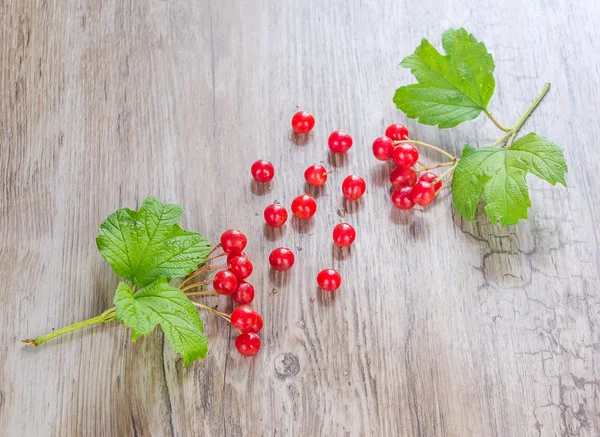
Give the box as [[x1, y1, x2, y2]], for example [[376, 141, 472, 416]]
[[231, 305, 259, 332], [229, 255, 253, 280], [391, 187, 415, 210], [411, 181, 436, 206], [264, 203, 288, 227], [332, 223, 356, 247], [235, 332, 261, 357], [316, 269, 342, 291], [227, 250, 245, 264], [269, 247, 295, 271], [328, 130, 353, 153], [232, 281, 255, 305], [250, 160, 274, 183], [291, 194, 317, 219], [291, 111, 315, 134], [220, 229, 247, 254], [389, 166, 417, 188], [304, 164, 329, 186], [385, 123, 409, 141], [247, 314, 263, 333], [393, 143, 419, 168], [341, 175, 366, 201], [372, 136, 394, 161], [213, 270, 238, 295], [419, 171, 442, 191]]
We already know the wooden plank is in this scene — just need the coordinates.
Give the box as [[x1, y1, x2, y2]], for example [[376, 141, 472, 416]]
[[1, 0, 598, 436]]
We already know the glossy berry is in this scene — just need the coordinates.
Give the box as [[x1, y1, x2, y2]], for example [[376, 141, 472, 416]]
[[230, 305, 259, 332], [390, 166, 417, 188], [235, 332, 261, 357], [232, 281, 255, 305], [220, 229, 247, 254], [411, 181, 436, 206], [291, 111, 315, 134], [317, 269, 342, 291], [291, 194, 317, 219], [247, 313, 263, 333], [304, 164, 329, 187], [264, 203, 288, 227], [269, 247, 295, 271], [328, 130, 353, 154], [419, 171, 442, 191], [229, 255, 253, 280], [391, 187, 415, 210], [372, 136, 394, 161], [341, 175, 366, 201], [385, 123, 409, 141], [393, 143, 419, 168], [227, 250, 245, 264], [250, 160, 274, 183], [332, 223, 356, 247], [213, 270, 238, 295]]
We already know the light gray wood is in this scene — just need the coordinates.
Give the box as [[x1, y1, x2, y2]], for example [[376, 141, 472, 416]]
[[1, 1, 599, 436]]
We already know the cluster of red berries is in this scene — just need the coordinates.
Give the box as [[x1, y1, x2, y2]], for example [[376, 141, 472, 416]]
[[372, 124, 441, 209], [249, 110, 367, 292]]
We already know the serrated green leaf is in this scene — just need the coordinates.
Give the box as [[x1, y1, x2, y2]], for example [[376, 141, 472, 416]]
[[114, 278, 208, 365], [393, 28, 495, 128], [451, 134, 567, 225], [96, 197, 211, 287]]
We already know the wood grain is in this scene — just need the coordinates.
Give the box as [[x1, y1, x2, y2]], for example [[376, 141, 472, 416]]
[[1, 1, 599, 436]]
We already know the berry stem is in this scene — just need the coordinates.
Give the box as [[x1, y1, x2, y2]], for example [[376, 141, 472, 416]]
[[180, 280, 210, 292], [417, 161, 456, 172], [433, 162, 459, 187], [394, 140, 456, 161], [484, 110, 510, 132], [179, 265, 227, 288], [185, 290, 219, 297], [192, 301, 231, 322], [22, 307, 116, 346]]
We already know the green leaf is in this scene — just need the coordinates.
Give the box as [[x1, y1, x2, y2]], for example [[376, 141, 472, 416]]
[[393, 28, 495, 128], [96, 196, 211, 287], [451, 134, 567, 225], [114, 278, 208, 365]]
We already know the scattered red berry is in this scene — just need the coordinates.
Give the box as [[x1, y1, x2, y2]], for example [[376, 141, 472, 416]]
[[220, 229, 247, 254], [264, 203, 288, 227], [341, 175, 366, 201], [328, 130, 353, 153], [419, 171, 442, 191], [250, 159, 275, 183], [232, 281, 255, 305], [304, 164, 329, 187], [372, 136, 394, 161], [391, 187, 415, 210], [385, 123, 409, 141], [332, 223, 356, 247], [291, 194, 317, 219], [213, 270, 238, 295], [231, 305, 259, 332], [269, 247, 295, 271], [393, 143, 419, 168], [235, 332, 261, 357], [247, 313, 263, 333], [229, 255, 253, 280], [317, 269, 342, 291], [291, 111, 315, 134], [389, 166, 417, 188], [411, 181, 436, 206]]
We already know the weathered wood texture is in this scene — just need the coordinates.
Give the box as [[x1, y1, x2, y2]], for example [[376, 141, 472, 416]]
[[1, 1, 599, 436]]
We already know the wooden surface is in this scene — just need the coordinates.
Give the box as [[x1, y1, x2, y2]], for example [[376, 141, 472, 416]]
[[1, 1, 599, 436]]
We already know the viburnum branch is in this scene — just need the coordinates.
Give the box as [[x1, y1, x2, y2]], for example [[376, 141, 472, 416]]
[[22, 307, 116, 346], [184, 290, 218, 297], [192, 301, 231, 322], [179, 264, 227, 288], [433, 162, 459, 187], [180, 280, 210, 292], [505, 83, 551, 148], [417, 161, 456, 172]]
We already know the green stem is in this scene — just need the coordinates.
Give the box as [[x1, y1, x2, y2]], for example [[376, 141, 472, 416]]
[[22, 307, 116, 346], [484, 110, 510, 132]]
